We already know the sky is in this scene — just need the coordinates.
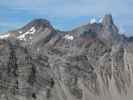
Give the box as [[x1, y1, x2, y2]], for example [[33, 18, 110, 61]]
[[0, 0, 133, 36]]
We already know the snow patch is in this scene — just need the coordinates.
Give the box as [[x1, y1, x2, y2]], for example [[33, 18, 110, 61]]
[[17, 27, 36, 40], [0, 34, 10, 39], [29, 27, 36, 34], [19, 31, 23, 34], [99, 17, 103, 23], [64, 34, 74, 40], [90, 18, 97, 24]]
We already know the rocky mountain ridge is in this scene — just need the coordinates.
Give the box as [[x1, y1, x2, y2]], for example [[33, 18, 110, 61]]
[[0, 14, 133, 100]]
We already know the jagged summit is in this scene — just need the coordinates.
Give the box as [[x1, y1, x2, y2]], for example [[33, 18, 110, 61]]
[[94, 14, 120, 42], [70, 14, 120, 45], [101, 14, 114, 26], [0, 14, 129, 46]]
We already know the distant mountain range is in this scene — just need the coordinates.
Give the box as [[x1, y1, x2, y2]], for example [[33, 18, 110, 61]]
[[0, 14, 133, 100]]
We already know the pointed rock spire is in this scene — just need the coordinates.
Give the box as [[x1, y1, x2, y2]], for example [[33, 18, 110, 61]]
[[97, 14, 120, 43], [101, 14, 119, 33], [102, 14, 114, 26]]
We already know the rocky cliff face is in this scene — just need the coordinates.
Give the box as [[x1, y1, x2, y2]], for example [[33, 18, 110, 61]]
[[0, 14, 133, 100]]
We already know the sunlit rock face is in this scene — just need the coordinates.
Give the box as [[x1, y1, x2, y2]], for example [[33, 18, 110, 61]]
[[0, 14, 133, 100]]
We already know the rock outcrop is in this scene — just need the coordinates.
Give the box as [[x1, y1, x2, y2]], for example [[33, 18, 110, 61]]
[[0, 14, 133, 100]]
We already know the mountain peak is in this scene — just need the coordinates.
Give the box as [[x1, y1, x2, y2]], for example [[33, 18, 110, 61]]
[[101, 14, 114, 26], [25, 18, 53, 29], [9, 18, 55, 42]]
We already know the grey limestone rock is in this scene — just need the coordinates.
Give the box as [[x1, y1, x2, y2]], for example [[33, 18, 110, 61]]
[[0, 14, 133, 100]]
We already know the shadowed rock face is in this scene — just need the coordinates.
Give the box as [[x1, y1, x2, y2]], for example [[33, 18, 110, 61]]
[[0, 14, 133, 100], [102, 14, 114, 26]]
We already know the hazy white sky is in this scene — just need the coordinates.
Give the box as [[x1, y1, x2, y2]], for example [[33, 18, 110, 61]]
[[0, 0, 133, 36]]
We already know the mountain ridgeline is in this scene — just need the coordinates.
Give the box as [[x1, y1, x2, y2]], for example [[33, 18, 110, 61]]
[[0, 14, 133, 100]]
